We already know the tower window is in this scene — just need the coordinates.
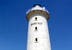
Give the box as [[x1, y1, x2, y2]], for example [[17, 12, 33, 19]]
[[35, 27, 37, 31], [35, 17, 37, 20], [35, 38, 38, 43]]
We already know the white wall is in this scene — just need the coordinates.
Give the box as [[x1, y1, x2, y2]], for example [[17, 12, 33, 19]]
[[27, 14, 51, 50]]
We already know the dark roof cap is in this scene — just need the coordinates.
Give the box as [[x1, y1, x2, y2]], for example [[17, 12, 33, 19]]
[[33, 4, 42, 7]]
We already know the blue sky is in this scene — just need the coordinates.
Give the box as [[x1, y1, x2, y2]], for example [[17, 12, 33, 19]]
[[0, 0, 72, 50]]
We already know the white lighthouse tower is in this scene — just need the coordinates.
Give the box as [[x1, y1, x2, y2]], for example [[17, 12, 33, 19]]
[[26, 4, 51, 50]]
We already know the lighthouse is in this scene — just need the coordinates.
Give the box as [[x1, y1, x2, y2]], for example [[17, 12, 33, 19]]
[[26, 4, 51, 50]]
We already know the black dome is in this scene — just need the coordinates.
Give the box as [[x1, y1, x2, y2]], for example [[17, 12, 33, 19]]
[[33, 4, 42, 7]]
